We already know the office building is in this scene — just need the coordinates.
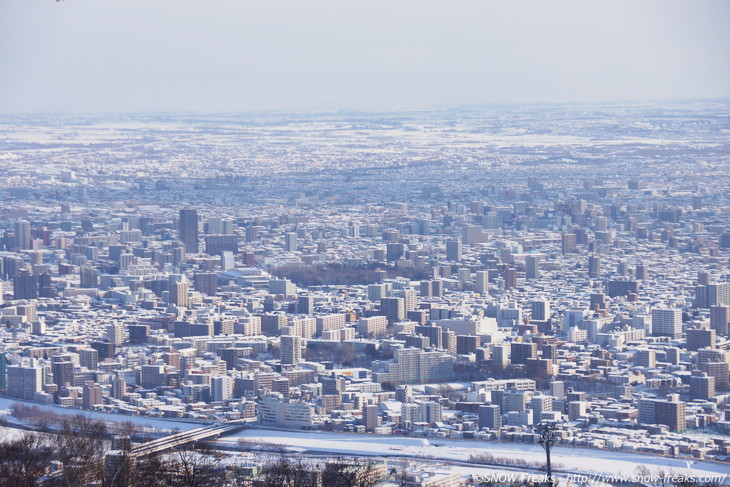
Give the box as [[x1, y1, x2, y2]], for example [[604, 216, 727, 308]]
[[179, 209, 199, 253]]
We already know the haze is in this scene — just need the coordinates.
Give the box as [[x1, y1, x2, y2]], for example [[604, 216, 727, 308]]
[[1, 0, 729, 113]]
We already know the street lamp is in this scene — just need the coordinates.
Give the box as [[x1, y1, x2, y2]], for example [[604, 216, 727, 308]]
[[535, 421, 558, 487]]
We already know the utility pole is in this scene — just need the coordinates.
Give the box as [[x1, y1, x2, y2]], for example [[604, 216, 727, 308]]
[[535, 421, 557, 487]]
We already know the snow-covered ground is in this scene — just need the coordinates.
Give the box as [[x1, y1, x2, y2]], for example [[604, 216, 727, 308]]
[[0, 397, 200, 432], [219, 429, 729, 478]]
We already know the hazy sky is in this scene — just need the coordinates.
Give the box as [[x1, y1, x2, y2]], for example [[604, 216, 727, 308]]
[[1, 0, 729, 113]]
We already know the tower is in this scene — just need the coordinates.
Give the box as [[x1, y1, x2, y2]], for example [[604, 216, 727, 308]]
[[179, 209, 199, 254]]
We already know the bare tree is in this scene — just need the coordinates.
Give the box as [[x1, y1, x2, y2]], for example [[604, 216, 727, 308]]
[[0, 430, 55, 487], [166, 443, 226, 487], [54, 415, 108, 487], [322, 457, 382, 487]]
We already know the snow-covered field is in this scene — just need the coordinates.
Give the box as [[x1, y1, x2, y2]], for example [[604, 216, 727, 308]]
[[220, 428, 729, 478], [0, 397, 200, 432]]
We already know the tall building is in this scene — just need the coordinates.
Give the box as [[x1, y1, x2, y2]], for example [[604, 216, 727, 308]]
[[531, 299, 550, 321], [686, 328, 716, 351], [478, 404, 502, 429], [363, 404, 379, 432], [169, 279, 190, 307], [588, 255, 601, 279], [194, 271, 219, 296], [394, 288, 417, 312], [475, 271, 489, 295], [284, 232, 298, 252], [7, 364, 43, 400], [446, 239, 462, 262], [511, 342, 537, 365], [358, 316, 388, 338], [710, 305, 729, 336], [106, 323, 124, 346], [562, 233, 577, 254], [179, 209, 199, 253], [211, 375, 233, 402], [205, 235, 238, 257], [639, 395, 686, 431], [297, 294, 314, 315], [504, 268, 517, 290], [14, 219, 32, 250], [13, 269, 38, 300], [381, 297, 405, 323], [525, 255, 540, 280], [80, 267, 99, 288], [79, 348, 98, 371], [82, 381, 103, 409], [280, 335, 302, 365], [690, 372, 715, 401], [651, 308, 682, 339]]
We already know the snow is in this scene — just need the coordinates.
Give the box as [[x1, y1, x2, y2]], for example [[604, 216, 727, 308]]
[[0, 397, 200, 432], [218, 428, 730, 478]]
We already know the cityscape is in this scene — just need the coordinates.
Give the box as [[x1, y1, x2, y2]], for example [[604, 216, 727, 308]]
[[1, 0, 729, 486], [0, 102, 729, 485]]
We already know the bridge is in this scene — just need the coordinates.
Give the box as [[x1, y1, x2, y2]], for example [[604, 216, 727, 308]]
[[104, 419, 248, 484]]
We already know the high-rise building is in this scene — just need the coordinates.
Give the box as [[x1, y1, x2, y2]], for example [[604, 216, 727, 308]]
[[478, 404, 502, 429], [179, 209, 199, 253], [446, 239, 462, 262], [7, 364, 43, 400], [639, 395, 686, 431], [169, 279, 190, 307], [80, 267, 99, 288], [686, 328, 716, 351], [194, 271, 219, 296], [14, 219, 32, 250], [82, 381, 103, 409], [205, 235, 238, 257], [511, 342, 537, 365], [111, 375, 127, 399], [531, 299, 550, 321], [358, 316, 388, 338], [588, 255, 601, 279], [475, 271, 489, 295], [13, 268, 38, 300], [395, 288, 417, 311], [710, 305, 729, 336], [211, 375, 233, 402], [297, 294, 314, 315], [380, 297, 405, 323], [525, 255, 540, 280], [363, 404, 379, 432], [651, 308, 682, 339], [504, 268, 517, 290], [51, 357, 75, 389], [79, 348, 99, 371], [106, 323, 124, 346], [562, 233, 577, 254], [261, 313, 287, 336], [280, 335, 302, 365], [285, 232, 298, 252], [690, 372, 715, 401]]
